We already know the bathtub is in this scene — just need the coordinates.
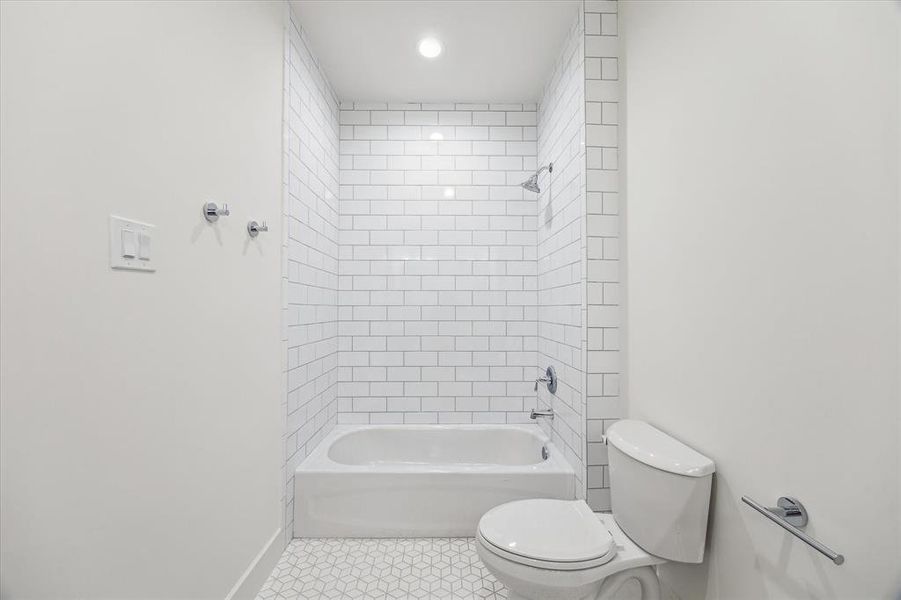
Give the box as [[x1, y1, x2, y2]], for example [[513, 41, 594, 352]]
[[293, 424, 575, 537]]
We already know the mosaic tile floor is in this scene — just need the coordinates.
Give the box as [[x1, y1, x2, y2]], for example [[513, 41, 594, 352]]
[[256, 537, 508, 600]]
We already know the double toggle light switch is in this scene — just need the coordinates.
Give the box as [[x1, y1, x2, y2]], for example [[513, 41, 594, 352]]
[[110, 215, 155, 272]]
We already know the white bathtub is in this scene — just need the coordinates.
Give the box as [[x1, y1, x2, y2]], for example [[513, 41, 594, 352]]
[[293, 424, 575, 537]]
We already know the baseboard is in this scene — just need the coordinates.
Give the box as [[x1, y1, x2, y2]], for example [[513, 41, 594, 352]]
[[224, 528, 284, 600]]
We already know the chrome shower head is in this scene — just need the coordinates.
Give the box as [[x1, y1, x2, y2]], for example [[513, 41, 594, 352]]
[[520, 163, 553, 193], [521, 174, 540, 193]]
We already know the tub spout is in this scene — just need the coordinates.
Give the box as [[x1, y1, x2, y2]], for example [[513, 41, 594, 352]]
[[530, 409, 554, 420]]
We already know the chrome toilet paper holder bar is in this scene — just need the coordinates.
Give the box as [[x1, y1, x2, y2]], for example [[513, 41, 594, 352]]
[[741, 495, 844, 565]]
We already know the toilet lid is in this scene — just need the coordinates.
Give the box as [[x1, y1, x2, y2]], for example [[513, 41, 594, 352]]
[[478, 499, 615, 565]]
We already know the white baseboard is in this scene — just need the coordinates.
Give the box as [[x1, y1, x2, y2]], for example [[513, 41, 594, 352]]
[[224, 528, 284, 600]]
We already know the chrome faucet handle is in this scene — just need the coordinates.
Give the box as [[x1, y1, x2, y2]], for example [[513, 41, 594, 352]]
[[203, 202, 230, 223], [247, 220, 269, 237], [534, 366, 558, 394]]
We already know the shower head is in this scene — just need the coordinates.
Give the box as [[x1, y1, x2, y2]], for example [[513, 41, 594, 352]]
[[521, 174, 541, 193], [520, 163, 553, 193]]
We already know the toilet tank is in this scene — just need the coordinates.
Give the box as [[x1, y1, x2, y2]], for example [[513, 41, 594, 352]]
[[606, 420, 715, 563]]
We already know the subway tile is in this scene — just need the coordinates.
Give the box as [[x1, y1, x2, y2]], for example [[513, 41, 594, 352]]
[[388, 125, 422, 140], [340, 110, 370, 125], [354, 102, 388, 110], [600, 13, 618, 36], [389, 103, 421, 111], [455, 126, 489, 141], [327, 5, 621, 490], [387, 155, 421, 170], [404, 111, 439, 125], [353, 125, 387, 140], [505, 111, 537, 126], [437, 141, 472, 155], [585, 35, 618, 59], [438, 111, 472, 126], [421, 397, 455, 412], [473, 111, 505, 126], [283, 20, 342, 522], [472, 141, 507, 155], [369, 140, 405, 155], [403, 141, 437, 155], [371, 110, 404, 125], [422, 103, 455, 111]]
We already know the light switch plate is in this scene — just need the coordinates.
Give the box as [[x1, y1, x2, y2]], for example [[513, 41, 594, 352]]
[[110, 215, 155, 272]]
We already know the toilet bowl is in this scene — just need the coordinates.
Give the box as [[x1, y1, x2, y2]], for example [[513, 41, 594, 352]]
[[475, 499, 664, 600], [476, 420, 716, 600]]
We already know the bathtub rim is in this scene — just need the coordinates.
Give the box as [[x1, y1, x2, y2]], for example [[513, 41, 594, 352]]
[[295, 423, 575, 475]]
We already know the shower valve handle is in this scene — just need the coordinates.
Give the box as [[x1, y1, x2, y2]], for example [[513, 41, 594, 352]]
[[534, 366, 558, 394]]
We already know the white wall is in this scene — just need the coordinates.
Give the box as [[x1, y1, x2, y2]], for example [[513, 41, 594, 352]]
[[336, 103, 539, 425], [0, 2, 285, 598], [622, 1, 900, 598], [282, 8, 340, 544]]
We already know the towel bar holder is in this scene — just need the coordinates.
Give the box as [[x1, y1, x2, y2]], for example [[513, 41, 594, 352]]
[[741, 495, 844, 565]]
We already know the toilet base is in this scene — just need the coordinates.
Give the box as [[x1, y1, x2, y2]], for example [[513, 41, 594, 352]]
[[596, 566, 661, 600], [499, 566, 660, 600]]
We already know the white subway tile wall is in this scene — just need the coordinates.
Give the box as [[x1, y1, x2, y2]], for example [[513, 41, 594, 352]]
[[536, 12, 587, 501], [282, 13, 340, 541], [281, 2, 621, 518], [584, 0, 621, 512], [336, 103, 540, 425]]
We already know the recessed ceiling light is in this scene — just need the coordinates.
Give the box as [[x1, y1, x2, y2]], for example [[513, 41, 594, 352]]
[[429, 131, 444, 141], [443, 187, 455, 198], [418, 37, 442, 59]]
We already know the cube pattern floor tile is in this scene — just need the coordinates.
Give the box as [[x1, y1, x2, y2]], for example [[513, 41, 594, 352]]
[[256, 538, 508, 600]]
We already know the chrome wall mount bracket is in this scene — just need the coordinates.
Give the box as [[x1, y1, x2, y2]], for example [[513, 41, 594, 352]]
[[534, 365, 557, 394], [203, 202, 230, 223], [247, 220, 269, 237], [770, 496, 808, 527]]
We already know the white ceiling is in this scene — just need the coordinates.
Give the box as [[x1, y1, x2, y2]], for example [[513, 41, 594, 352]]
[[290, 0, 582, 103]]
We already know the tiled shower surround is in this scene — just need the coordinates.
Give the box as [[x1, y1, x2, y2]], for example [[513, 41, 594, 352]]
[[336, 103, 539, 425], [583, 0, 622, 511], [530, 0, 622, 511], [281, 12, 340, 540], [536, 10, 587, 501], [282, 1, 621, 517]]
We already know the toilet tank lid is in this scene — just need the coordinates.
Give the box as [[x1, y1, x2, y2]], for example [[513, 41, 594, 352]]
[[606, 420, 715, 477]]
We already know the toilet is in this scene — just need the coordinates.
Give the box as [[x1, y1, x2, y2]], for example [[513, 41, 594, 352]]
[[475, 420, 715, 600]]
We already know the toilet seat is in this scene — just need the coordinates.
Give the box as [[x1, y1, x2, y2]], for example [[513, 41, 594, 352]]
[[476, 511, 667, 600], [477, 499, 617, 571]]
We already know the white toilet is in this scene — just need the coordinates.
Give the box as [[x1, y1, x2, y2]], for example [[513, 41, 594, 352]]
[[475, 420, 715, 600]]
